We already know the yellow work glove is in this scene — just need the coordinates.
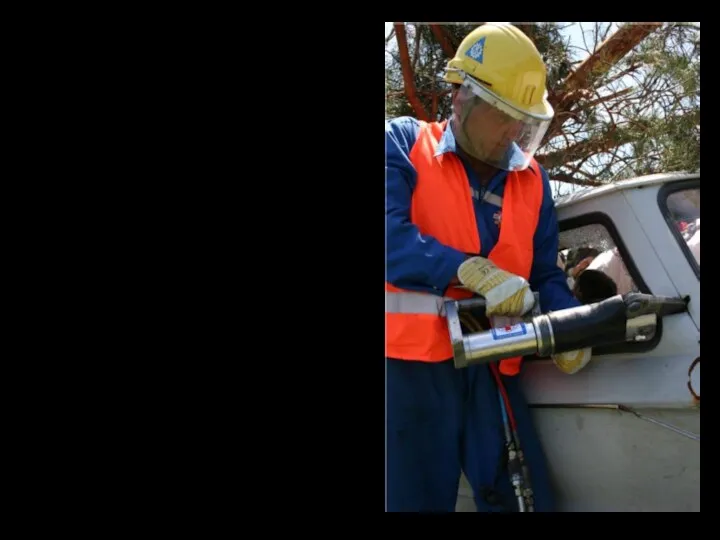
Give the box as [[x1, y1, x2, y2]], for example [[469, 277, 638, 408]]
[[552, 347, 593, 374], [457, 256, 535, 317]]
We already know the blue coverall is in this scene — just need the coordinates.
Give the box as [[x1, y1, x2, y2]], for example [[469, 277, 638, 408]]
[[386, 116, 581, 512]]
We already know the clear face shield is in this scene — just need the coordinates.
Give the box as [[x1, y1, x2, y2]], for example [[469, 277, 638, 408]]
[[450, 73, 553, 171]]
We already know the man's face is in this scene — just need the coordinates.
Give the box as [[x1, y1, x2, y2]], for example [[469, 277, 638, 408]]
[[451, 88, 522, 162]]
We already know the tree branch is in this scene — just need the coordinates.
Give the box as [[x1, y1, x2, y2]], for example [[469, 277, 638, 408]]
[[601, 62, 641, 88], [429, 24, 456, 58], [581, 87, 634, 109], [565, 24, 662, 95], [545, 23, 663, 142], [394, 22, 430, 121], [536, 127, 634, 170], [386, 89, 452, 98], [412, 25, 422, 71]]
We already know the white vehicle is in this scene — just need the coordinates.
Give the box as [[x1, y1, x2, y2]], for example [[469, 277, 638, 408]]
[[456, 172, 700, 512]]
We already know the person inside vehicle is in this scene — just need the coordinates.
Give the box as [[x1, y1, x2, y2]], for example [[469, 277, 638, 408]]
[[566, 245, 635, 295], [572, 268, 618, 304], [586, 248, 635, 294], [564, 247, 600, 288]]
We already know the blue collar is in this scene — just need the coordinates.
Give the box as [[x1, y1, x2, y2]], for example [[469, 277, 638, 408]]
[[433, 120, 458, 157]]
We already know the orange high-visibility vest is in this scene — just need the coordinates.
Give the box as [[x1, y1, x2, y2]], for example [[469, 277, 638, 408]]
[[385, 120, 544, 376]]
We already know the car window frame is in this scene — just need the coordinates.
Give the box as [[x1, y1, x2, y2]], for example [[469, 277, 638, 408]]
[[657, 178, 700, 280], [557, 211, 661, 356]]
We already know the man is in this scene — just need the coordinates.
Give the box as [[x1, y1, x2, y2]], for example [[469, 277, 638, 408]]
[[386, 23, 592, 512]]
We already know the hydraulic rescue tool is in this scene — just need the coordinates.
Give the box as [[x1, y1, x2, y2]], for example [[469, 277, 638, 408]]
[[444, 292, 690, 369]]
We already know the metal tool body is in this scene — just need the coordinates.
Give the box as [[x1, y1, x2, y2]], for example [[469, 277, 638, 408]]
[[446, 293, 689, 369]]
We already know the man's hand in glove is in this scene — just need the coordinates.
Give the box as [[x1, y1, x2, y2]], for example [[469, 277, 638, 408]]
[[552, 347, 593, 374], [457, 256, 535, 317]]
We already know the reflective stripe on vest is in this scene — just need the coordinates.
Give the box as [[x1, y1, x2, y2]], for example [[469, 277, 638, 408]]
[[386, 290, 451, 316], [385, 119, 544, 373], [471, 188, 503, 208]]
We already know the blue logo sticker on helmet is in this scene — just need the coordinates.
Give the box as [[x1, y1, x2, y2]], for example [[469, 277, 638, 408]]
[[465, 36, 486, 64]]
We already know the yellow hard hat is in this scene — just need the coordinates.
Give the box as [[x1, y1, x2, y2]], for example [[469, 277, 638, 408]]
[[444, 23, 552, 120], [443, 23, 554, 171]]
